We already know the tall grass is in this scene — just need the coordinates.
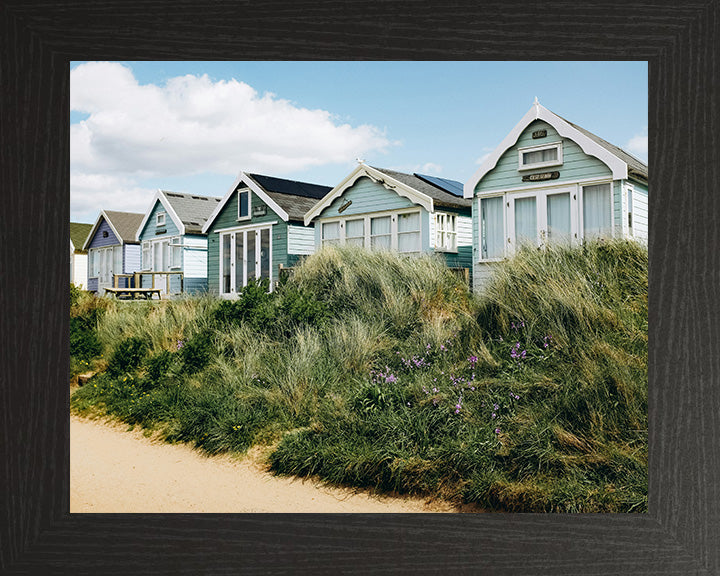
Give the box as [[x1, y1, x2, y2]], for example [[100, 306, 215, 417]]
[[71, 241, 647, 512]]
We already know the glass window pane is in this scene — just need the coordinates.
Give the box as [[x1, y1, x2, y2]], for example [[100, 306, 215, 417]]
[[246, 231, 256, 281], [235, 232, 244, 290], [514, 196, 537, 246], [398, 232, 420, 252], [398, 212, 419, 233], [481, 197, 503, 259], [153, 242, 162, 272], [322, 221, 340, 245], [547, 193, 571, 243], [239, 190, 249, 218], [222, 234, 231, 293], [370, 216, 391, 249], [583, 184, 612, 238], [523, 147, 557, 165], [260, 228, 270, 280], [346, 219, 364, 246]]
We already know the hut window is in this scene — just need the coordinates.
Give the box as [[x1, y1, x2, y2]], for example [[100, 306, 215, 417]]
[[321, 221, 340, 245], [518, 142, 563, 171], [582, 183, 612, 239], [345, 219, 365, 246], [142, 241, 151, 270], [156, 213, 166, 226], [480, 197, 504, 260], [434, 213, 457, 252], [370, 216, 392, 249], [238, 189, 250, 220], [398, 212, 421, 253], [170, 237, 182, 268]]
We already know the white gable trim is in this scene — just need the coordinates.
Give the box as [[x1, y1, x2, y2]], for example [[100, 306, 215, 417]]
[[82, 210, 125, 250], [464, 102, 629, 199], [201, 171, 289, 234], [303, 163, 433, 226], [135, 190, 187, 241]]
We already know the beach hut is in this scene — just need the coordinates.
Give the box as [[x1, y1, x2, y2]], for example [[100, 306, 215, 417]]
[[465, 99, 648, 288], [135, 190, 222, 295], [83, 211, 144, 294], [70, 222, 93, 289], [202, 171, 332, 297], [304, 163, 473, 272]]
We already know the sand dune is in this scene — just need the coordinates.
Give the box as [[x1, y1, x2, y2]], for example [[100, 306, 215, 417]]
[[70, 415, 456, 513]]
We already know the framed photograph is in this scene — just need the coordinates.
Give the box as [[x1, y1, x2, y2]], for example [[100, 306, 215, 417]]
[[2, 1, 717, 574]]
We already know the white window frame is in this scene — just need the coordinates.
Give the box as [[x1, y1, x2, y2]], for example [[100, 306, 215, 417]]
[[578, 181, 614, 241], [434, 212, 457, 253], [517, 141, 563, 171], [478, 195, 506, 263], [506, 185, 579, 256], [218, 223, 273, 297], [318, 208, 423, 253], [141, 241, 151, 271], [156, 212, 166, 226], [237, 188, 251, 221], [170, 236, 182, 269]]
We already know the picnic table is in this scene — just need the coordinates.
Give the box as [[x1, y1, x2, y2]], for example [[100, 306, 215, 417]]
[[104, 287, 162, 300]]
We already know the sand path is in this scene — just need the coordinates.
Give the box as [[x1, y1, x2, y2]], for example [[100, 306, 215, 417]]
[[70, 415, 456, 513]]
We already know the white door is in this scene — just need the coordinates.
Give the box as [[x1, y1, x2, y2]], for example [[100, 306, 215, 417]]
[[97, 247, 115, 293], [152, 240, 169, 293], [506, 187, 577, 255], [220, 227, 272, 297]]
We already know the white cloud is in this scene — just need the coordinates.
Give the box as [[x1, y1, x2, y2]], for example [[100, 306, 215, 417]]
[[475, 152, 492, 165], [625, 127, 648, 161], [71, 171, 155, 223], [70, 62, 392, 215]]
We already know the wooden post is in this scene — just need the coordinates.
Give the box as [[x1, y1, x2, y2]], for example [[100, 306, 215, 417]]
[[114, 274, 119, 288], [152, 273, 155, 289], [134, 272, 140, 288]]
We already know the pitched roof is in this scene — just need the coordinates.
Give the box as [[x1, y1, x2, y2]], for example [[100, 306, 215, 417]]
[[103, 211, 144, 244], [159, 190, 223, 234], [465, 101, 648, 198], [246, 174, 332, 221], [370, 167, 472, 209], [560, 116, 648, 181], [70, 222, 93, 253], [202, 171, 333, 232]]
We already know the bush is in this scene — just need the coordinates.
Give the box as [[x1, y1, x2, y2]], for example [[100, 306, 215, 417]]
[[179, 331, 214, 374], [107, 336, 148, 376]]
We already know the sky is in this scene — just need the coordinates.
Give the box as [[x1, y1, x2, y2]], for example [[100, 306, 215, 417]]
[[70, 61, 648, 224]]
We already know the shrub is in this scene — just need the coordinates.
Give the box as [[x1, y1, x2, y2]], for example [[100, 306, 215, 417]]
[[179, 331, 214, 374], [107, 336, 148, 376]]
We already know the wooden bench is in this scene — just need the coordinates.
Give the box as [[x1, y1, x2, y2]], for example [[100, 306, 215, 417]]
[[104, 287, 162, 300]]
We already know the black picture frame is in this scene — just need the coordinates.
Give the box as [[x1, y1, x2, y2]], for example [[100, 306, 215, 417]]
[[2, 1, 718, 574]]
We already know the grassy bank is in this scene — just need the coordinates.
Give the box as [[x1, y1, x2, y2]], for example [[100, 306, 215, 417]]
[[71, 241, 647, 512]]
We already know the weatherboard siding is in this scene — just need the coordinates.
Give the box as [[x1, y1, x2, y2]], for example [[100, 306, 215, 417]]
[[632, 181, 648, 240], [140, 200, 180, 239], [318, 176, 415, 220], [474, 120, 612, 195], [87, 218, 119, 249], [287, 225, 315, 255], [183, 235, 208, 278], [207, 190, 289, 294]]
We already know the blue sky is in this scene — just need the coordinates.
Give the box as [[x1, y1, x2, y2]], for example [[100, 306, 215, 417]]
[[70, 61, 647, 223]]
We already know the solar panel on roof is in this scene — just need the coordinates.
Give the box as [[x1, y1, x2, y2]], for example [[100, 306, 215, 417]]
[[249, 173, 331, 200], [414, 173, 465, 197]]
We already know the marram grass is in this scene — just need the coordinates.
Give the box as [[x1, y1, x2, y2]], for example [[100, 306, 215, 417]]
[[71, 241, 647, 512]]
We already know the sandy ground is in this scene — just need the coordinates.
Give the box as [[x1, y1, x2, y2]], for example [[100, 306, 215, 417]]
[[70, 415, 458, 513]]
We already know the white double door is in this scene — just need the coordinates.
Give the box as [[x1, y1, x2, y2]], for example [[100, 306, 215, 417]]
[[220, 226, 271, 296], [506, 187, 578, 253], [97, 246, 121, 292], [152, 239, 170, 293]]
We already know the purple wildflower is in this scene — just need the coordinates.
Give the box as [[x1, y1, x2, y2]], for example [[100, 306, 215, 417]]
[[494, 428, 501, 434], [176, 340, 184, 350]]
